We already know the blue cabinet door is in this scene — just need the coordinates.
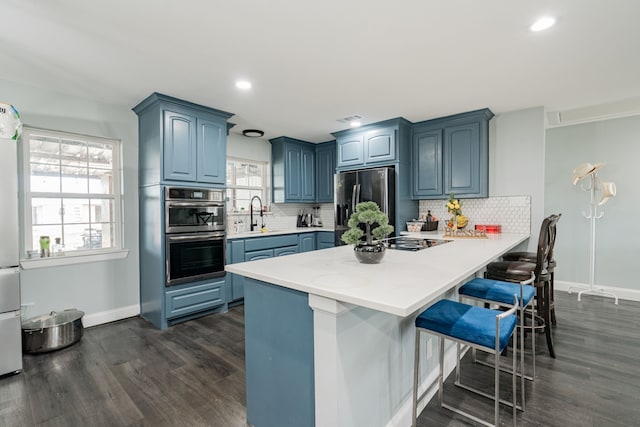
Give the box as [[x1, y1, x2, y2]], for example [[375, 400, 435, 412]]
[[316, 142, 336, 203], [301, 147, 316, 201], [163, 110, 197, 182], [197, 117, 226, 184], [412, 128, 443, 197], [337, 135, 364, 168], [444, 122, 481, 196], [315, 231, 334, 249], [228, 239, 246, 301], [285, 143, 302, 201], [274, 246, 299, 257], [165, 279, 226, 319], [246, 249, 274, 261], [299, 234, 315, 253], [364, 127, 396, 164]]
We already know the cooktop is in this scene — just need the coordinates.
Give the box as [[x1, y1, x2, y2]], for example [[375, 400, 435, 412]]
[[384, 236, 453, 251]]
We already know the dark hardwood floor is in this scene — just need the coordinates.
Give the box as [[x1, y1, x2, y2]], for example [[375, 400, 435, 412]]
[[1, 291, 639, 426]]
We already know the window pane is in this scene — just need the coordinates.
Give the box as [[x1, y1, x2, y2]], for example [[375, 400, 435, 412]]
[[88, 143, 113, 169], [90, 199, 113, 223], [30, 138, 60, 165], [94, 223, 115, 249], [60, 139, 89, 167], [61, 166, 89, 193], [31, 198, 62, 225], [235, 163, 249, 186], [248, 164, 263, 187], [88, 168, 113, 194], [226, 162, 234, 185], [30, 163, 61, 192], [64, 224, 93, 250], [62, 199, 91, 223]]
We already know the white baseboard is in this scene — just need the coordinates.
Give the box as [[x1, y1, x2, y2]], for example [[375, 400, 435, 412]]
[[82, 304, 140, 328], [555, 280, 640, 302], [386, 345, 469, 427]]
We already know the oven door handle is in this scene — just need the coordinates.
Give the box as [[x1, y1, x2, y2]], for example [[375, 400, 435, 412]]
[[166, 202, 225, 208], [166, 232, 226, 241]]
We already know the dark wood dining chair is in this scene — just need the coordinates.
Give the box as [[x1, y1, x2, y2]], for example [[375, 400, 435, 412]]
[[484, 214, 561, 358]]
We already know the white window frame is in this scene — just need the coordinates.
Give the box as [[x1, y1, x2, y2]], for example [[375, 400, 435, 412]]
[[226, 157, 268, 212], [21, 126, 124, 262]]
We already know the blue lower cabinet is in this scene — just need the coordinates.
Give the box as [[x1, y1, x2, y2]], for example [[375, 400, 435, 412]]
[[299, 234, 316, 252], [316, 231, 335, 249], [245, 248, 275, 261], [274, 246, 299, 257], [244, 279, 314, 427], [228, 233, 322, 305], [165, 279, 227, 320]]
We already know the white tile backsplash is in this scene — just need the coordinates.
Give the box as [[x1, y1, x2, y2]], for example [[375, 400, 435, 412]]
[[418, 196, 531, 234], [227, 203, 334, 234], [227, 196, 530, 235]]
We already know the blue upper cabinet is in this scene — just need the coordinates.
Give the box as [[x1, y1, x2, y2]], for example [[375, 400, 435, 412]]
[[315, 141, 336, 203], [337, 134, 364, 167], [163, 110, 197, 182], [411, 109, 493, 199], [444, 122, 480, 196], [271, 137, 316, 203], [197, 118, 227, 184], [133, 92, 234, 187], [412, 128, 443, 197], [333, 118, 409, 170], [364, 127, 396, 164]]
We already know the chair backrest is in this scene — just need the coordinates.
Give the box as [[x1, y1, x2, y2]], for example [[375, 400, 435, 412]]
[[547, 214, 560, 263], [534, 214, 561, 277]]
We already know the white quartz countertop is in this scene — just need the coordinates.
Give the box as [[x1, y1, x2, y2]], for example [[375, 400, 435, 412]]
[[226, 233, 529, 317], [228, 227, 333, 240]]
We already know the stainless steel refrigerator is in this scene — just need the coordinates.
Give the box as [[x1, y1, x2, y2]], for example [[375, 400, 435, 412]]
[[0, 136, 23, 376], [334, 166, 395, 245]]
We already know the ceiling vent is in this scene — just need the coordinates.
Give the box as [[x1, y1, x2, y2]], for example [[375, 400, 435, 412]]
[[336, 114, 363, 124]]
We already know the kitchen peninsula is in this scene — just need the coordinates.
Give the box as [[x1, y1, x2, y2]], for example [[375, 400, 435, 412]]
[[226, 233, 529, 427]]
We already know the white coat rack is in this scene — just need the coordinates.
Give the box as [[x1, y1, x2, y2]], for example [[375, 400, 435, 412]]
[[568, 169, 619, 304]]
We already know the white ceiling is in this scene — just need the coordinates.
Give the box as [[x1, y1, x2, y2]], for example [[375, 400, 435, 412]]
[[3, 1, 640, 142]]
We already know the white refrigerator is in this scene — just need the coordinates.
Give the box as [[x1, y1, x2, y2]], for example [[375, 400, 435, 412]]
[[0, 136, 22, 376]]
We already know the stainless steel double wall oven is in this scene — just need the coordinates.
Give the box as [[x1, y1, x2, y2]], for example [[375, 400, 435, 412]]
[[165, 187, 226, 286]]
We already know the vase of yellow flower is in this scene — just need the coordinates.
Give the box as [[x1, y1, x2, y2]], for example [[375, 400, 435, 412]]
[[446, 193, 468, 230]]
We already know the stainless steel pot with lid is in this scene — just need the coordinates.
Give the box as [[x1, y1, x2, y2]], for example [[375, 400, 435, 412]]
[[22, 309, 85, 353]]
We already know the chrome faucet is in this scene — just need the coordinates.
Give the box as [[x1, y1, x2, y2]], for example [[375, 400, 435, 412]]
[[250, 195, 263, 231]]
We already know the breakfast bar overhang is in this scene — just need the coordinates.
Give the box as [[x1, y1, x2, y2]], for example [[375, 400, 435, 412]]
[[226, 233, 529, 427]]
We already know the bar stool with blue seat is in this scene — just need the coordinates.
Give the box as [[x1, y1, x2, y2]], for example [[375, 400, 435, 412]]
[[458, 273, 536, 411], [412, 297, 519, 427], [485, 214, 560, 358], [502, 214, 560, 325]]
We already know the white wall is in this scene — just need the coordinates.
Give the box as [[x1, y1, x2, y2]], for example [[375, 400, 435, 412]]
[[227, 132, 272, 163], [1, 78, 140, 325], [489, 107, 546, 252], [546, 116, 640, 296]]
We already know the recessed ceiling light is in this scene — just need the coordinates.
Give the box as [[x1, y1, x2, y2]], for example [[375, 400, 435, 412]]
[[242, 129, 264, 138], [236, 80, 252, 90], [530, 16, 556, 32], [350, 120, 362, 128]]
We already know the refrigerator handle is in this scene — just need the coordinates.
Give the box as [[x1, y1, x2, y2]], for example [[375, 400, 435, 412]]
[[351, 184, 358, 214], [382, 173, 389, 215]]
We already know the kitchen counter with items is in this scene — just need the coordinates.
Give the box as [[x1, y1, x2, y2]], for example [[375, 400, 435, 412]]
[[227, 232, 527, 317], [227, 232, 529, 427], [227, 227, 332, 240]]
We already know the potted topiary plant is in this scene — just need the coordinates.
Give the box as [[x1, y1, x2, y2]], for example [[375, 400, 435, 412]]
[[341, 201, 394, 264]]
